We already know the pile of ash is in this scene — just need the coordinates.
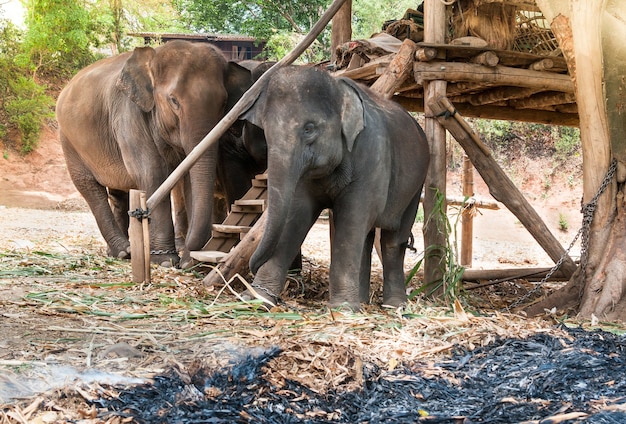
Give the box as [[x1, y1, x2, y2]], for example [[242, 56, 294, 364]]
[[94, 327, 626, 423]]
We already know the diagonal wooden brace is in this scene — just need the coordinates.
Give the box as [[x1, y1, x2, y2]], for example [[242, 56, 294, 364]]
[[429, 96, 578, 277]]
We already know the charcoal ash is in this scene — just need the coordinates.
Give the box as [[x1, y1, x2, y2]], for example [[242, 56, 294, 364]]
[[94, 326, 626, 423]]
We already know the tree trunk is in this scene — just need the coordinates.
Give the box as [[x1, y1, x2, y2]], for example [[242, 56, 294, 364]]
[[528, 1, 626, 321], [330, 1, 352, 64]]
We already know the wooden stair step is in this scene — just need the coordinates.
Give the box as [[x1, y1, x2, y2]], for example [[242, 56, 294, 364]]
[[251, 178, 267, 188], [212, 224, 252, 234], [189, 250, 228, 263]]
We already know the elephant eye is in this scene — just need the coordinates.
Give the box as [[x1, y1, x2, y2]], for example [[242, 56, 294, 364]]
[[169, 95, 180, 110], [302, 122, 318, 143]]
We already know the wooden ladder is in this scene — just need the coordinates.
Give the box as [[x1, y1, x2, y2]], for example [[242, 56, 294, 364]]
[[189, 173, 267, 263]]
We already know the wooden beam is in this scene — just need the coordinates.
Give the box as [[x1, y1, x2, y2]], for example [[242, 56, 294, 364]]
[[465, 87, 538, 106], [414, 62, 575, 93], [509, 91, 576, 109], [429, 96, 578, 277], [370, 39, 416, 99], [470, 51, 499, 67], [394, 96, 580, 126]]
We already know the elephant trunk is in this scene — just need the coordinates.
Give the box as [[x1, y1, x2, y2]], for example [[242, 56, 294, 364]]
[[250, 157, 300, 274], [185, 141, 219, 252]]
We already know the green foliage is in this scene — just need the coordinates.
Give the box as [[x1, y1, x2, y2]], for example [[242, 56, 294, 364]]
[[558, 213, 569, 231], [173, 0, 418, 61], [554, 126, 580, 160], [351, 0, 417, 39], [406, 190, 465, 305], [0, 19, 54, 154], [20, 0, 95, 77], [5, 75, 54, 153]]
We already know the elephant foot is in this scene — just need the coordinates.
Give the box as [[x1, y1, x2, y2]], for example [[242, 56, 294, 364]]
[[381, 294, 408, 309], [107, 245, 131, 260], [329, 299, 362, 312], [179, 250, 198, 270], [241, 283, 280, 308], [150, 250, 180, 268]]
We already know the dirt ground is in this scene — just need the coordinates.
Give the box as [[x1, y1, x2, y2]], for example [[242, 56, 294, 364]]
[[0, 124, 602, 421]]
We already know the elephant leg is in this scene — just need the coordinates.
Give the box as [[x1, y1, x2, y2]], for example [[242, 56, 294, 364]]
[[108, 189, 129, 238], [380, 194, 421, 307], [63, 146, 130, 259], [358, 229, 375, 304], [145, 195, 179, 267], [251, 196, 321, 302], [172, 179, 188, 253], [328, 207, 375, 310]]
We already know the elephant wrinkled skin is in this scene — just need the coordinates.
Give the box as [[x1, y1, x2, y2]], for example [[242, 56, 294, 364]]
[[56, 40, 251, 266], [242, 66, 430, 309]]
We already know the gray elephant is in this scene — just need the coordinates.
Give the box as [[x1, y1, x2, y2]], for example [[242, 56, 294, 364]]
[[56, 40, 252, 266], [242, 66, 430, 309]]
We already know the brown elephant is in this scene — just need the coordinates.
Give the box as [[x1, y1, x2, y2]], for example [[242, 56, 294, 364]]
[[56, 40, 252, 266]]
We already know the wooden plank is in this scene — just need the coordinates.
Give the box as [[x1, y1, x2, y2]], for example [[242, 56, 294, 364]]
[[190, 250, 228, 263], [430, 96, 578, 276], [461, 155, 474, 267], [212, 224, 251, 234]]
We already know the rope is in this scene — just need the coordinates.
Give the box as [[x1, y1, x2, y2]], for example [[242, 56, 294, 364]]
[[505, 159, 617, 311]]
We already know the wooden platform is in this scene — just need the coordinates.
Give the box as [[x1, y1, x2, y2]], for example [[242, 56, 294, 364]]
[[333, 41, 578, 127]]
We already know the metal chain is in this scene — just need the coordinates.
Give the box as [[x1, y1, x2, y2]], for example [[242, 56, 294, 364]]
[[150, 249, 178, 255], [505, 159, 617, 311]]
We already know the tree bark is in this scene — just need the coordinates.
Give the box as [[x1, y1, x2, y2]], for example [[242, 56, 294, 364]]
[[528, 1, 626, 321], [331, 1, 352, 64]]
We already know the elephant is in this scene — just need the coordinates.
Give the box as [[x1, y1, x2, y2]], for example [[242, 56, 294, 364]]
[[56, 40, 252, 266], [241, 66, 430, 309]]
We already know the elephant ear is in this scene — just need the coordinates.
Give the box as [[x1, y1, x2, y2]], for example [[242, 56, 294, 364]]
[[239, 79, 269, 129], [339, 78, 365, 152], [225, 62, 253, 112], [116, 46, 156, 112]]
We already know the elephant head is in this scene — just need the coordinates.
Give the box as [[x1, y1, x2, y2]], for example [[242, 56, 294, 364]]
[[116, 40, 252, 252], [242, 66, 365, 273]]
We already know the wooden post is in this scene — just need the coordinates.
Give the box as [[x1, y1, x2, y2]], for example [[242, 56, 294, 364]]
[[129, 189, 150, 283], [460, 155, 474, 267], [430, 96, 578, 276], [422, 0, 449, 293]]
